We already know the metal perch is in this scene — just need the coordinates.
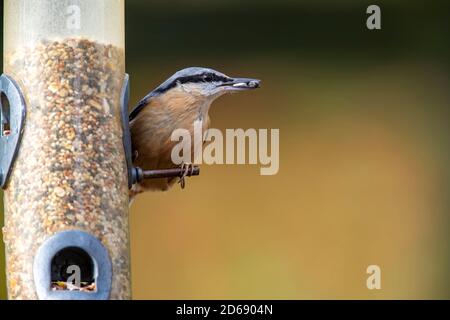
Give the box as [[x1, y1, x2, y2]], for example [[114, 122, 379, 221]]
[[137, 166, 200, 180]]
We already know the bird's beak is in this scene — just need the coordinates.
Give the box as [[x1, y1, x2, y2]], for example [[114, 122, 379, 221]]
[[217, 78, 261, 91]]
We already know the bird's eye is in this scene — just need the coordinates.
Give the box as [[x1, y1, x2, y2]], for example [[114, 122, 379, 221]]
[[203, 74, 214, 82]]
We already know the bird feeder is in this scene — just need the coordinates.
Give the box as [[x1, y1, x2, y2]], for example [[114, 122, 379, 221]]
[[1, 0, 131, 299]]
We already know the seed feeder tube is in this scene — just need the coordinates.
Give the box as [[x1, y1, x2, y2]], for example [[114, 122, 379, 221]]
[[1, 0, 130, 300]]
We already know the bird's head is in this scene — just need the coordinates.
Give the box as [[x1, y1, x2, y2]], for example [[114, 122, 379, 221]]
[[129, 67, 261, 122], [153, 67, 261, 99]]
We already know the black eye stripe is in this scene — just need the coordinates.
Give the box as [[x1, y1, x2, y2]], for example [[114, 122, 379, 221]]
[[154, 73, 231, 95], [176, 73, 229, 84]]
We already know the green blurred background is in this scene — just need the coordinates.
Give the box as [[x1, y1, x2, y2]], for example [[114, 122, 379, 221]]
[[1, 0, 450, 299]]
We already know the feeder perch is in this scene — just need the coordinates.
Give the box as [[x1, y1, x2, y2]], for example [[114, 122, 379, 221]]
[[1, 0, 130, 300]]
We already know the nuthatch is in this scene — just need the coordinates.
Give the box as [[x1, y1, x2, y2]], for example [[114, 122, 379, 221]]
[[129, 67, 260, 199]]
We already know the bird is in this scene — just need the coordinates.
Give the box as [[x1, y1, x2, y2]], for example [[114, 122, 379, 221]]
[[129, 67, 260, 199]]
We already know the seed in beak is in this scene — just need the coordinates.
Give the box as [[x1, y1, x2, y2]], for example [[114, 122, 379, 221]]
[[232, 80, 260, 89], [248, 81, 259, 88]]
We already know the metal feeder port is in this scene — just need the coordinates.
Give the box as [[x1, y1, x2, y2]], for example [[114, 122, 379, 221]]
[[33, 231, 112, 300], [1, 0, 130, 300]]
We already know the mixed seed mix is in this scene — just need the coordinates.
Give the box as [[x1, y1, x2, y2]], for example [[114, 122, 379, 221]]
[[51, 281, 96, 292], [2, 38, 130, 299]]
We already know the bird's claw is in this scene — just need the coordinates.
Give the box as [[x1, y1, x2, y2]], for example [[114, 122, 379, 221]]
[[178, 163, 194, 189], [132, 150, 139, 162]]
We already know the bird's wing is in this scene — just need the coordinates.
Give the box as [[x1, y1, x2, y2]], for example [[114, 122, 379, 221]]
[[129, 91, 158, 122]]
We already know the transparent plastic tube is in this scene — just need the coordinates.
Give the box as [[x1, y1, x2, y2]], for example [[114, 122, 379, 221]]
[[3, 0, 130, 299]]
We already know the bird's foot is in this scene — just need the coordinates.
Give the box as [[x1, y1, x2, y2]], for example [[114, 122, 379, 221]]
[[178, 163, 195, 189], [132, 150, 139, 162]]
